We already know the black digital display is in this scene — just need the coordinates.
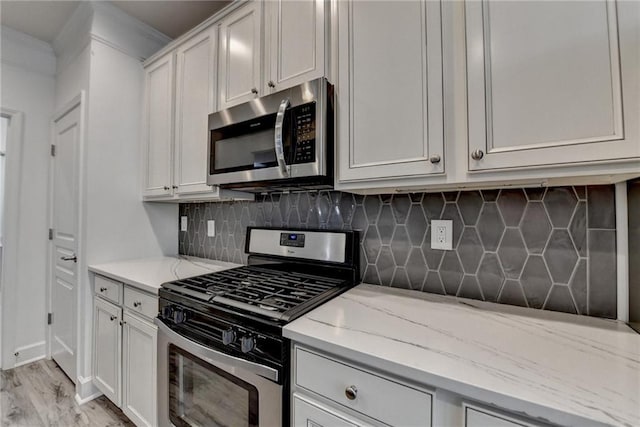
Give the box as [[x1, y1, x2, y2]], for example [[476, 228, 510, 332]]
[[280, 233, 305, 248]]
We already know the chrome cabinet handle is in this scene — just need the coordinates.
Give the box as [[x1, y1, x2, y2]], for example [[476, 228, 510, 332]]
[[172, 185, 178, 189], [119, 320, 127, 326], [251, 87, 258, 94], [133, 301, 141, 308], [268, 80, 275, 88], [345, 385, 358, 400], [60, 255, 77, 262], [110, 315, 117, 321], [163, 186, 170, 190], [471, 149, 484, 160], [99, 287, 107, 292], [274, 98, 291, 178], [429, 154, 441, 164]]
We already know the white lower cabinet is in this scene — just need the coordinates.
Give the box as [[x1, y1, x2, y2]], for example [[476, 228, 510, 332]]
[[93, 274, 158, 427], [122, 312, 157, 427], [464, 404, 540, 427], [293, 393, 368, 427], [93, 297, 122, 406]]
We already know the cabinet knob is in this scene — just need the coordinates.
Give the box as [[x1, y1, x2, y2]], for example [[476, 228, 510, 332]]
[[133, 301, 141, 308], [100, 287, 107, 292], [251, 87, 258, 94], [172, 185, 178, 190], [163, 186, 170, 190], [109, 315, 117, 322], [119, 321, 127, 326], [471, 149, 484, 160], [429, 154, 441, 164], [345, 385, 357, 400], [268, 80, 275, 88]]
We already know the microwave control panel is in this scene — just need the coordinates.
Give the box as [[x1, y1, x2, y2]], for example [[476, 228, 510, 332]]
[[292, 102, 316, 164]]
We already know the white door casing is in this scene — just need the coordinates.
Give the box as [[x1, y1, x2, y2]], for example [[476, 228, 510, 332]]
[[50, 99, 82, 382], [0, 109, 24, 370]]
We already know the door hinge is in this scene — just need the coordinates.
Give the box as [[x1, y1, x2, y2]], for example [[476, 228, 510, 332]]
[[50, 144, 56, 156], [47, 313, 53, 325], [48, 228, 53, 240]]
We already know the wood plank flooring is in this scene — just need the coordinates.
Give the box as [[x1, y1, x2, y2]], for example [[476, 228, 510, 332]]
[[1, 359, 134, 427]]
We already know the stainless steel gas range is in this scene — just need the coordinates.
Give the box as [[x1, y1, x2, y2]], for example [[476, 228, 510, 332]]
[[156, 227, 360, 427]]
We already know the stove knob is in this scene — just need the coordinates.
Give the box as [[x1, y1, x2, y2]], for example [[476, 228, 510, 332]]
[[162, 306, 173, 319], [240, 336, 255, 353], [173, 309, 187, 324], [222, 329, 236, 345]]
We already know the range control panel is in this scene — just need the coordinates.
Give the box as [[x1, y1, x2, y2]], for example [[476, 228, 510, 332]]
[[280, 233, 306, 248], [291, 102, 316, 164]]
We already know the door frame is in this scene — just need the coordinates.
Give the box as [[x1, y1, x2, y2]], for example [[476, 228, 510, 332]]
[[46, 92, 87, 384], [0, 108, 25, 370]]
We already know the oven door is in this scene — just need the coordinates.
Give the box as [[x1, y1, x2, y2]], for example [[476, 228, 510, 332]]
[[156, 320, 282, 427]]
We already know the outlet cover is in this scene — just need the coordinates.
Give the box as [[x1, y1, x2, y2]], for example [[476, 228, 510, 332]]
[[180, 216, 188, 232], [207, 220, 216, 237], [431, 219, 453, 250]]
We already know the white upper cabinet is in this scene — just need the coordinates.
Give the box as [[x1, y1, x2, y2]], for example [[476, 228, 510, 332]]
[[142, 53, 174, 197], [264, 0, 326, 94], [218, 1, 262, 109], [466, 0, 639, 171], [336, 0, 444, 184], [174, 27, 218, 195]]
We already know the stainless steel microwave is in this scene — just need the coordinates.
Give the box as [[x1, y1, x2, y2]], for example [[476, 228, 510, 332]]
[[207, 78, 334, 192]]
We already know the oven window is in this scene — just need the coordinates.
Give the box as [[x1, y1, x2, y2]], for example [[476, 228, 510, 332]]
[[169, 344, 259, 427]]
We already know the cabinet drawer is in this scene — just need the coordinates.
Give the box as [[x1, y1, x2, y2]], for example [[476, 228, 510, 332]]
[[464, 404, 541, 427], [295, 347, 432, 426], [95, 275, 123, 305], [124, 287, 158, 320]]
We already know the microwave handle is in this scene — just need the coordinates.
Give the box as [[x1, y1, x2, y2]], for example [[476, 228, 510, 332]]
[[274, 98, 291, 178]]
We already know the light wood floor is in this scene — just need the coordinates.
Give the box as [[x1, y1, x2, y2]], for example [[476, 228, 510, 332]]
[[0, 359, 134, 427]]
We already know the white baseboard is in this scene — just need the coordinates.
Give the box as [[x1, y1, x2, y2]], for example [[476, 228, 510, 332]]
[[75, 375, 102, 405], [13, 341, 46, 368]]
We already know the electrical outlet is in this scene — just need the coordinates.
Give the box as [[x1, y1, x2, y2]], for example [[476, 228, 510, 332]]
[[431, 220, 453, 250], [180, 216, 188, 232], [207, 220, 216, 237]]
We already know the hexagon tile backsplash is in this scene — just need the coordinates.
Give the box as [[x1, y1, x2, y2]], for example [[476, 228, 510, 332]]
[[179, 185, 617, 319]]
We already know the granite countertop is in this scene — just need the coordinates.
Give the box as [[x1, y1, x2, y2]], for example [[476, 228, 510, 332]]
[[284, 284, 640, 427], [89, 255, 240, 294]]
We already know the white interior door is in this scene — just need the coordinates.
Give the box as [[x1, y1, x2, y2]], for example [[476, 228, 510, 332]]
[[50, 103, 81, 382]]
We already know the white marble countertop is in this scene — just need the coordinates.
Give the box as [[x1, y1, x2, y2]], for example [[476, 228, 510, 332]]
[[89, 256, 240, 294], [284, 284, 640, 427]]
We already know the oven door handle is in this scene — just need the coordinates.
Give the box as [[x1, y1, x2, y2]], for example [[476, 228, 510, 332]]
[[155, 319, 279, 382], [274, 98, 291, 178]]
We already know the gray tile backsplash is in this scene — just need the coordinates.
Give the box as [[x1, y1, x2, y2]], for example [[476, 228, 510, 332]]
[[179, 185, 618, 319]]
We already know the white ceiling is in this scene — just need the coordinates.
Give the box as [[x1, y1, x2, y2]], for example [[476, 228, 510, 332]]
[[0, 1, 230, 43]]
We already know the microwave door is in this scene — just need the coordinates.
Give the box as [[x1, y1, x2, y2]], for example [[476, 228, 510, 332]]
[[274, 98, 291, 178]]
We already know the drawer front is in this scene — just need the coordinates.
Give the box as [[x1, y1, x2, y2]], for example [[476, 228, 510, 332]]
[[295, 347, 432, 426], [293, 393, 364, 427], [94, 275, 123, 305], [465, 405, 540, 427], [124, 287, 158, 320]]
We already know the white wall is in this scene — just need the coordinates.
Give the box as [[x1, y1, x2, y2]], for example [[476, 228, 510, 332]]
[[0, 26, 56, 367]]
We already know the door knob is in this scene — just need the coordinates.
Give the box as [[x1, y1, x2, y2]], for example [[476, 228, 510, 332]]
[[345, 385, 358, 400], [471, 149, 484, 160], [60, 255, 77, 263], [429, 154, 441, 164], [268, 80, 275, 88], [251, 87, 258, 94]]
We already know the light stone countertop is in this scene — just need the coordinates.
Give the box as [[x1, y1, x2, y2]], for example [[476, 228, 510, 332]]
[[284, 284, 640, 427], [88, 255, 240, 294]]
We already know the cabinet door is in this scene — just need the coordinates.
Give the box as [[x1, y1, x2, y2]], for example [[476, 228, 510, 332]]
[[218, 2, 262, 109], [466, 0, 636, 171], [142, 53, 175, 197], [93, 297, 121, 406], [265, 0, 325, 94], [293, 394, 364, 427], [122, 312, 158, 427], [174, 28, 218, 195], [337, 0, 444, 183]]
